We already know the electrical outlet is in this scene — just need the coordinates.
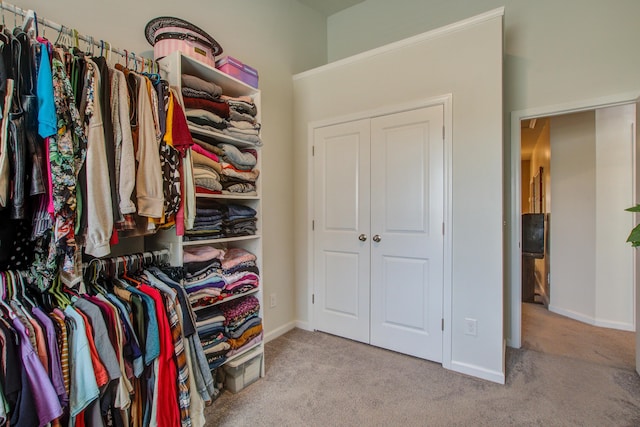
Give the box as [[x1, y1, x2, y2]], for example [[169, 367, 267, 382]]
[[270, 293, 277, 308], [464, 318, 477, 336]]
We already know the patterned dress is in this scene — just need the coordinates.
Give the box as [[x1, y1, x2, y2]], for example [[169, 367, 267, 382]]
[[45, 55, 88, 287]]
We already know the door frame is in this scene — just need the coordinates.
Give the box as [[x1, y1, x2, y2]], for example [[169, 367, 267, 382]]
[[307, 94, 453, 369], [508, 91, 640, 349]]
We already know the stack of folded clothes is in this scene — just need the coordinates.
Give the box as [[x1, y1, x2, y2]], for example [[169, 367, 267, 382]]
[[182, 73, 229, 132], [181, 73, 262, 147], [194, 304, 230, 370], [220, 95, 262, 146], [190, 141, 260, 196], [186, 199, 226, 241], [224, 203, 257, 237], [219, 295, 263, 356], [184, 247, 261, 309], [218, 247, 260, 298], [218, 143, 259, 195], [185, 199, 257, 241], [191, 142, 223, 194], [190, 137, 259, 196], [183, 245, 226, 306]]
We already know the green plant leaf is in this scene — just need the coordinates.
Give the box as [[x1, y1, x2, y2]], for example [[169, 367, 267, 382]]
[[626, 223, 640, 244], [625, 205, 640, 212]]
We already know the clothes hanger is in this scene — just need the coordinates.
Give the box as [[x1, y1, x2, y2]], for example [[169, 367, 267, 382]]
[[0, 272, 16, 320], [0, 1, 5, 31], [86, 258, 109, 296], [121, 254, 143, 286], [6, 271, 33, 322], [15, 272, 36, 311], [48, 273, 71, 308], [106, 41, 112, 66], [142, 59, 162, 83], [54, 24, 67, 48], [0, 2, 6, 41]]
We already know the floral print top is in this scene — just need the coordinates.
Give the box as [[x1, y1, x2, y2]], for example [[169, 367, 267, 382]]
[[46, 55, 88, 287]]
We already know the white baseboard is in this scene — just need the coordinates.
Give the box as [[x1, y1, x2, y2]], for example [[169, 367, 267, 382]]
[[594, 319, 635, 332], [295, 320, 312, 331], [505, 338, 519, 349], [264, 321, 297, 343], [449, 361, 505, 384], [549, 305, 635, 332], [548, 305, 595, 325]]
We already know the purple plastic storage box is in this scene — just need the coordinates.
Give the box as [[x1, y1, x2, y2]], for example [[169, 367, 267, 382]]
[[216, 56, 259, 88]]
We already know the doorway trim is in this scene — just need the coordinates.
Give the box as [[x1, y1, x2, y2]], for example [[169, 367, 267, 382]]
[[509, 91, 640, 348], [306, 94, 454, 369]]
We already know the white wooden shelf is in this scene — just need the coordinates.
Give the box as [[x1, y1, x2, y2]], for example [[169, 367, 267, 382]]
[[149, 51, 266, 394]]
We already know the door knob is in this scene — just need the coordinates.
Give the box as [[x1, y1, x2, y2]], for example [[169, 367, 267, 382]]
[[358, 234, 367, 242], [373, 234, 381, 242]]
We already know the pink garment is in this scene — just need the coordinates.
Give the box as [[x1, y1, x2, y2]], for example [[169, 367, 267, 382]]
[[221, 248, 256, 270], [191, 143, 220, 163], [45, 137, 55, 217], [183, 246, 226, 263]]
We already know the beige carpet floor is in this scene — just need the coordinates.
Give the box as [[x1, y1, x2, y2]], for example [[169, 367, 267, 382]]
[[204, 305, 640, 426]]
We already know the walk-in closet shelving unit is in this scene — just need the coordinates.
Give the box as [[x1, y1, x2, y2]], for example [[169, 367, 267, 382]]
[[146, 50, 265, 380]]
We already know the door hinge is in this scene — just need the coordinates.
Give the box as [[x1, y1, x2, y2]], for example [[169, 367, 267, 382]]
[[312, 294, 315, 304], [442, 126, 445, 139], [312, 146, 315, 156], [442, 222, 445, 235], [441, 318, 444, 331], [312, 220, 315, 231]]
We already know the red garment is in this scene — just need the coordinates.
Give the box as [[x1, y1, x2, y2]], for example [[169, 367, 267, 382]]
[[75, 410, 85, 427], [138, 284, 180, 427], [171, 94, 194, 237], [75, 309, 109, 388], [195, 186, 221, 195], [172, 97, 195, 153], [183, 96, 230, 119], [191, 143, 219, 162]]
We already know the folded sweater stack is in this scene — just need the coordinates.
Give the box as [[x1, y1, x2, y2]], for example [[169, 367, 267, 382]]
[[191, 140, 259, 196], [183, 246, 260, 308], [182, 73, 262, 147]]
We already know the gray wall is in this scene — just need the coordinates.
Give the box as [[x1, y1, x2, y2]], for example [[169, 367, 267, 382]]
[[549, 106, 635, 329], [550, 111, 597, 321]]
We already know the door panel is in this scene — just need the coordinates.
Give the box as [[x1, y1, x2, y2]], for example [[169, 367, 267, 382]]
[[384, 126, 429, 232], [370, 105, 444, 361], [323, 251, 360, 317], [380, 256, 428, 330], [313, 120, 371, 343]]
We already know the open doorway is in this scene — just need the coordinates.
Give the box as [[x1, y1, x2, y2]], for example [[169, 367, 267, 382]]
[[508, 96, 638, 374], [520, 118, 549, 307], [514, 103, 637, 372]]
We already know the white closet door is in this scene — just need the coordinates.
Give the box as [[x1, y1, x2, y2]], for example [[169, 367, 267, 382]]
[[370, 105, 444, 361], [313, 119, 371, 344]]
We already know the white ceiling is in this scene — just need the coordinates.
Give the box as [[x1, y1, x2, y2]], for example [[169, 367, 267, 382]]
[[296, 0, 365, 16]]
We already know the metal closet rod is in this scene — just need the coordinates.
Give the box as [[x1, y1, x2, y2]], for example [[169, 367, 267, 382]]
[[0, 1, 151, 68]]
